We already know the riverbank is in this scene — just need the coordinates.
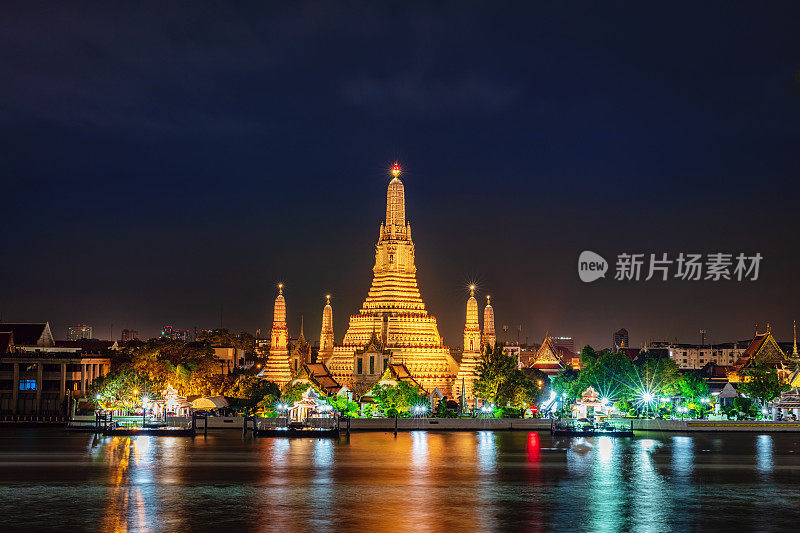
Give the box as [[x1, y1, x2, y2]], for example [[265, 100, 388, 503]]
[[170, 416, 800, 432], [8, 416, 800, 432]]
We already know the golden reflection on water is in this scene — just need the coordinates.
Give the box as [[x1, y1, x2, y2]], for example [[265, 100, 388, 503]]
[[41, 430, 798, 531]]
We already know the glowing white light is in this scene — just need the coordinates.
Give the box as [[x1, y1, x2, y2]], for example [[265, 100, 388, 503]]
[[642, 392, 654, 403], [601, 397, 609, 405]]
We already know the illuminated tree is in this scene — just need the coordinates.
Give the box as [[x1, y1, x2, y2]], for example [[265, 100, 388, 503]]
[[370, 381, 428, 416], [738, 361, 788, 407]]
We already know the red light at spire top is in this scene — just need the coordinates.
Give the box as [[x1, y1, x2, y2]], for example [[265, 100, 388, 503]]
[[391, 161, 401, 178]]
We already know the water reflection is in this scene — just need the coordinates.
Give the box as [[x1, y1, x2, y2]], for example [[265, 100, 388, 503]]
[[632, 438, 667, 532], [671, 436, 694, 479], [2, 429, 800, 531], [100, 436, 166, 533], [755, 434, 774, 476]]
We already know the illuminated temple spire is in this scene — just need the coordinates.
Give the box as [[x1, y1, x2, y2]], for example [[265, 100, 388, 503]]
[[456, 285, 482, 405], [464, 286, 481, 353], [386, 161, 406, 232], [483, 295, 496, 350], [319, 294, 334, 359], [327, 161, 457, 395], [263, 283, 291, 386]]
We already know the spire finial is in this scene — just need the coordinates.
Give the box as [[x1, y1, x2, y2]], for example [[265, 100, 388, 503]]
[[278, 283, 283, 295], [469, 284, 475, 297], [486, 295, 491, 305], [794, 320, 797, 357], [326, 294, 331, 305], [300, 314, 304, 337], [391, 161, 401, 178]]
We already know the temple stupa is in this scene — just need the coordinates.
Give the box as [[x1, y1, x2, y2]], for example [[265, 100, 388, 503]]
[[324, 163, 458, 394]]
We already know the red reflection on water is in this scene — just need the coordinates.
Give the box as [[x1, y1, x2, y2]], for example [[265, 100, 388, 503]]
[[527, 431, 541, 462]]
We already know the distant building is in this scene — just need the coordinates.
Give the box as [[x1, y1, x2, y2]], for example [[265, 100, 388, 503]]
[[0, 322, 110, 416], [121, 329, 139, 342], [161, 325, 189, 341], [551, 336, 575, 354], [613, 328, 629, 350], [650, 340, 746, 369], [67, 325, 92, 341]]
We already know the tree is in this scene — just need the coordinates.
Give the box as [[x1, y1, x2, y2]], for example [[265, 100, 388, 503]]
[[91, 370, 160, 411], [674, 372, 710, 401], [228, 376, 280, 412], [370, 381, 428, 415], [632, 353, 680, 398], [738, 361, 789, 406], [281, 382, 322, 404], [474, 343, 549, 409], [474, 343, 520, 405], [551, 368, 580, 399], [328, 395, 360, 417]]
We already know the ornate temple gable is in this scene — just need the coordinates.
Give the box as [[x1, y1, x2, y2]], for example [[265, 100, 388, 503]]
[[359, 331, 387, 355], [289, 362, 341, 396], [732, 329, 787, 372], [534, 336, 566, 366]]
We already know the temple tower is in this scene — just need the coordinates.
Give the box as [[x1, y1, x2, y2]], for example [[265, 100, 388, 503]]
[[456, 285, 482, 405], [263, 284, 292, 387], [319, 294, 334, 360], [483, 295, 496, 350], [327, 162, 457, 394]]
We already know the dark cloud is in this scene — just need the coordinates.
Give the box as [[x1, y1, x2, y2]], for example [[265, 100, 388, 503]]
[[1, 2, 799, 349]]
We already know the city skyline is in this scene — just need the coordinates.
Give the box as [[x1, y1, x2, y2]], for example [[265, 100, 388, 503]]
[[2, 3, 799, 349]]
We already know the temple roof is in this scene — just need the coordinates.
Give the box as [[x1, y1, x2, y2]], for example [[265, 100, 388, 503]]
[[0, 323, 54, 347], [731, 330, 786, 373], [0, 332, 14, 353]]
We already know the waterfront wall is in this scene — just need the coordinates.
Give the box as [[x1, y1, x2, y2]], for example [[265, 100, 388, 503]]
[[632, 419, 800, 432], [165, 416, 800, 433]]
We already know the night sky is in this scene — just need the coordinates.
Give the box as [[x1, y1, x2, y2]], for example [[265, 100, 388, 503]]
[[2, 2, 799, 349]]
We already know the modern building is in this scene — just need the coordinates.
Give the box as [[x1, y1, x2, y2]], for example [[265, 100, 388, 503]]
[[0, 323, 110, 416], [161, 325, 189, 341], [551, 336, 576, 354], [651, 340, 747, 369], [613, 328, 629, 350], [67, 324, 92, 341], [121, 329, 139, 342]]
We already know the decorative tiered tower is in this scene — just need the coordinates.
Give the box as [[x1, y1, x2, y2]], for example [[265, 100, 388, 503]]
[[327, 162, 457, 394], [483, 295, 496, 350], [263, 284, 292, 387], [455, 285, 482, 404], [319, 294, 334, 359]]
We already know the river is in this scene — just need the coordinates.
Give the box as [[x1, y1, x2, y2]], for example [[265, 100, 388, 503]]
[[1, 428, 799, 531]]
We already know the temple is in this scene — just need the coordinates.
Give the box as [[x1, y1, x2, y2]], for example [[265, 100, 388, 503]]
[[261, 284, 292, 386], [455, 285, 482, 404], [324, 163, 458, 394], [483, 295, 496, 350], [319, 295, 334, 359]]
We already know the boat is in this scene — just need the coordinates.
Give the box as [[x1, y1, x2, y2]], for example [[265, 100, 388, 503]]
[[250, 419, 340, 438], [102, 426, 195, 437], [252, 426, 340, 438], [550, 419, 634, 437]]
